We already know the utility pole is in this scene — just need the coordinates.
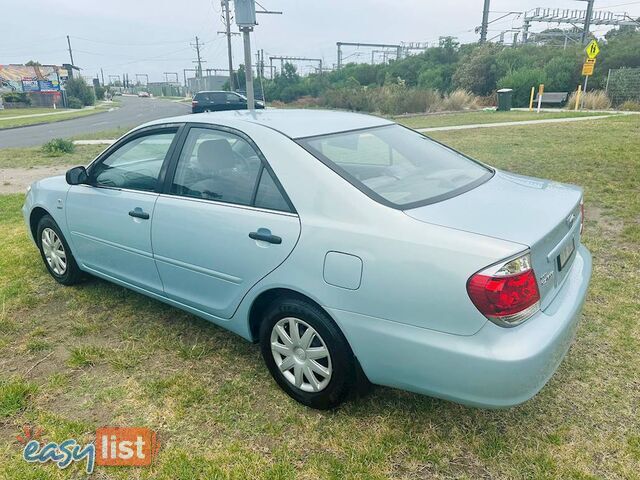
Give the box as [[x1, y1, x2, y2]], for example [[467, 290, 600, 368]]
[[222, 0, 236, 90], [581, 0, 595, 44], [234, 0, 257, 109], [191, 36, 204, 78], [241, 27, 254, 109], [66, 35, 75, 66], [100, 68, 105, 86], [479, 0, 491, 43]]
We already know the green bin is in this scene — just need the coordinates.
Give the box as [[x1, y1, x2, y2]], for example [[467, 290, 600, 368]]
[[496, 88, 513, 111]]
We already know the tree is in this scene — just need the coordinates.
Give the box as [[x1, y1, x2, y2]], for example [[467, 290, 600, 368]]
[[453, 44, 500, 95], [25, 60, 41, 66], [64, 77, 95, 106]]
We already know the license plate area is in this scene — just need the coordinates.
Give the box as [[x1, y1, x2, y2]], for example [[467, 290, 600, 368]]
[[557, 237, 576, 271]]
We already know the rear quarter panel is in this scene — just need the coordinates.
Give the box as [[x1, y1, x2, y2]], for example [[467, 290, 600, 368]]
[[231, 124, 526, 336]]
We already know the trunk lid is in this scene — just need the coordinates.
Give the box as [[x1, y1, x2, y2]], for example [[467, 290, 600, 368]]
[[405, 170, 583, 309]]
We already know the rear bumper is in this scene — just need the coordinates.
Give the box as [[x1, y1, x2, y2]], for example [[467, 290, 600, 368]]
[[328, 244, 592, 408]]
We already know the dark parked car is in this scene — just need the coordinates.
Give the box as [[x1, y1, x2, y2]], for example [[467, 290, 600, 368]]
[[191, 91, 265, 113]]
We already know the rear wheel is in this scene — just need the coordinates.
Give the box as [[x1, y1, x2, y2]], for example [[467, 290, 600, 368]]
[[37, 215, 82, 285], [259, 297, 356, 409]]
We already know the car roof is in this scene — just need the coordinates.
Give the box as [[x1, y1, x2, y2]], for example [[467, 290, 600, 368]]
[[142, 108, 393, 139]]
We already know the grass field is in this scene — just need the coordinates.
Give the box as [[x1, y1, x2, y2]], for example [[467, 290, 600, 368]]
[[0, 104, 116, 129], [396, 110, 613, 129], [0, 115, 638, 479]]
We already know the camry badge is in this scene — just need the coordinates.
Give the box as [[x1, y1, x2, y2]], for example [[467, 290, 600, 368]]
[[566, 212, 576, 226], [539, 271, 554, 286]]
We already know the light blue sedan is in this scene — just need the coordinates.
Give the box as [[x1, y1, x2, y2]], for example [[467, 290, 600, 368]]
[[22, 110, 592, 409]]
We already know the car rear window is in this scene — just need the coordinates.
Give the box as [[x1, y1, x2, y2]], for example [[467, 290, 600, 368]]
[[298, 124, 492, 209]]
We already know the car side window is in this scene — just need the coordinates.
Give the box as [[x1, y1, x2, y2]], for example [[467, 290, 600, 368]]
[[212, 93, 226, 104], [227, 93, 242, 103], [254, 169, 290, 212], [171, 128, 262, 206], [91, 132, 176, 192]]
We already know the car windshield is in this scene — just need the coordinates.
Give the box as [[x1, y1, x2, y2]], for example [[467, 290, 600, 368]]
[[298, 124, 492, 208]]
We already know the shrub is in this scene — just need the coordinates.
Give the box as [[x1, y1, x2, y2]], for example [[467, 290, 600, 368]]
[[566, 90, 612, 110], [64, 77, 95, 106], [1, 92, 30, 105], [66, 96, 83, 109], [497, 68, 546, 107], [94, 85, 106, 101], [319, 84, 480, 115], [440, 89, 479, 111], [42, 138, 75, 156], [619, 100, 640, 111]]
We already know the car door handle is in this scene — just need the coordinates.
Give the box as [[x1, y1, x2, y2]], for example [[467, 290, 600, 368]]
[[128, 208, 150, 220], [249, 230, 282, 244]]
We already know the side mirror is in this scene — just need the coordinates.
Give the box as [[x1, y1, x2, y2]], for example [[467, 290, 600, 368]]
[[65, 166, 88, 185]]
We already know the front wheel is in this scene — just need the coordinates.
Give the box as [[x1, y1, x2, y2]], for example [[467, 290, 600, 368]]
[[259, 297, 356, 409], [37, 215, 83, 285]]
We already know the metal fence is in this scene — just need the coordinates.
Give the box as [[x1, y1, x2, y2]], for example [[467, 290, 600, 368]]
[[606, 67, 640, 105]]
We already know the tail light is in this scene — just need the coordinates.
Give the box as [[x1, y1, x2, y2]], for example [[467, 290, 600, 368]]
[[467, 252, 540, 327], [192, 100, 198, 107], [580, 198, 584, 235]]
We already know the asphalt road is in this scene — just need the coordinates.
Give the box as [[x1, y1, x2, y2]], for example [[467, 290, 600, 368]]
[[0, 95, 190, 148]]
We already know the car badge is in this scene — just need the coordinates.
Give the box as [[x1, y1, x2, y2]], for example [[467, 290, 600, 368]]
[[539, 271, 554, 286], [566, 212, 576, 227]]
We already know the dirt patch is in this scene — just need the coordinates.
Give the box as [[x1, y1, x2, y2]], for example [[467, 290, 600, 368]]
[[0, 166, 72, 194], [586, 205, 624, 237]]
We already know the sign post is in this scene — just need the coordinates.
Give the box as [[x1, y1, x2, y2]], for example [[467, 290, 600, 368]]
[[581, 40, 600, 109], [536, 84, 544, 113], [528, 86, 535, 112]]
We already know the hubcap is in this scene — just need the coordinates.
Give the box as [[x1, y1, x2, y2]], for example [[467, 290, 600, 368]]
[[41, 228, 67, 275], [270, 317, 332, 393]]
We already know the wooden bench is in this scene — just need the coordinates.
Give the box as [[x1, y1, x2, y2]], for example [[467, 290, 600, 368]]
[[533, 92, 569, 106]]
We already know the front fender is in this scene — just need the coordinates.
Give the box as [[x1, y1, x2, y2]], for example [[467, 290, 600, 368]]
[[22, 175, 72, 247]]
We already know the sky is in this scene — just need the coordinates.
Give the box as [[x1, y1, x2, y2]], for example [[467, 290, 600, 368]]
[[1, 0, 638, 82]]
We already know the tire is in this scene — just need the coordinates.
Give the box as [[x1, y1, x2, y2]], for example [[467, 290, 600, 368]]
[[259, 296, 356, 409], [36, 215, 83, 286]]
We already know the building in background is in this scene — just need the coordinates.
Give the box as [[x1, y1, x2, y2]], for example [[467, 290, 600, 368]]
[[0, 64, 77, 107], [187, 74, 229, 94]]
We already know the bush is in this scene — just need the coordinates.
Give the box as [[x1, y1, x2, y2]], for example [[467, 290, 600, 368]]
[[319, 84, 480, 115], [1, 92, 30, 105], [94, 85, 106, 101], [66, 96, 83, 109], [619, 100, 640, 111], [497, 68, 546, 107], [440, 89, 479, 111], [64, 77, 95, 106], [566, 90, 612, 110], [41, 138, 75, 156]]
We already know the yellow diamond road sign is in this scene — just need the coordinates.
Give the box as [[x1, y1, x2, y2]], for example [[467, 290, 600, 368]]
[[586, 40, 600, 59]]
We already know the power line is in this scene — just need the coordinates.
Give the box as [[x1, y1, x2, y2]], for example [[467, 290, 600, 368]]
[[70, 36, 195, 47]]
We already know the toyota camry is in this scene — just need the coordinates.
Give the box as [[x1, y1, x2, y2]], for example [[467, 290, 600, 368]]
[[22, 109, 592, 409]]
